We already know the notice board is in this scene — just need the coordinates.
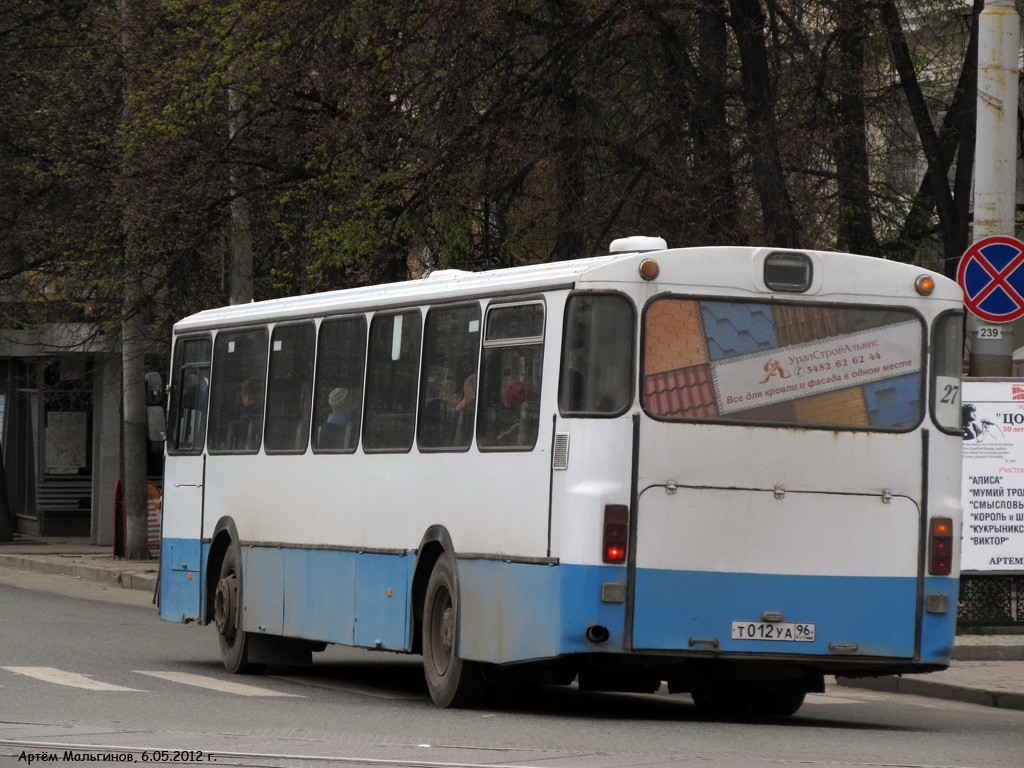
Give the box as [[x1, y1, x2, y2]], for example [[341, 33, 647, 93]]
[[961, 378, 1024, 573]]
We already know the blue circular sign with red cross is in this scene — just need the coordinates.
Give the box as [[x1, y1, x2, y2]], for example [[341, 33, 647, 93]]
[[957, 235, 1024, 323]]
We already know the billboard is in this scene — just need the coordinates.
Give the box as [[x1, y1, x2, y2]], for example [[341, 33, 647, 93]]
[[961, 379, 1024, 573]]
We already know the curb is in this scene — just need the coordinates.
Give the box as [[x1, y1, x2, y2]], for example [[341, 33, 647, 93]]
[[117, 570, 159, 593], [0, 553, 158, 594], [837, 676, 1024, 711], [953, 646, 1024, 661]]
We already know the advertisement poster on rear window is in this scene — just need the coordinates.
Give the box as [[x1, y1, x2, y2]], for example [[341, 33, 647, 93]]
[[961, 379, 1024, 573]]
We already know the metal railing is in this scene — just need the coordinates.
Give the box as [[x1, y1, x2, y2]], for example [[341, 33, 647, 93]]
[[957, 575, 1024, 626]]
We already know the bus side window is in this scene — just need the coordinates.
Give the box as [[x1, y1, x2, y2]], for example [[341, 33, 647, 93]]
[[363, 311, 422, 452], [168, 336, 211, 453], [559, 293, 635, 415], [417, 304, 481, 451], [477, 301, 544, 451], [312, 316, 367, 453], [931, 312, 963, 435], [207, 328, 269, 454], [265, 323, 315, 453]]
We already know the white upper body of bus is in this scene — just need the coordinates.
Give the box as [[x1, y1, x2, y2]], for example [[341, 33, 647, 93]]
[[172, 242, 962, 335]]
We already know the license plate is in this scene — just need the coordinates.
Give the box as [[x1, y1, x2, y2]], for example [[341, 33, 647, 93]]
[[731, 621, 816, 642]]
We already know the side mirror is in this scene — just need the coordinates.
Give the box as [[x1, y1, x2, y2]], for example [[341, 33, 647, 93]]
[[146, 405, 167, 443], [144, 371, 164, 406]]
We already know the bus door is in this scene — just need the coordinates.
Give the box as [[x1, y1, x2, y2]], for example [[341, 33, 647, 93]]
[[631, 297, 926, 660], [159, 335, 211, 623]]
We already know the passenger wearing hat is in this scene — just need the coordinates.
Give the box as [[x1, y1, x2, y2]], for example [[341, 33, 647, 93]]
[[318, 387, 358, 448]]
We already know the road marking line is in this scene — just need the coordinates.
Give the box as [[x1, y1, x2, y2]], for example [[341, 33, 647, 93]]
[[134, 670, 300, 697], [1, 667, 146, 692], [272, 674, 426, 700]]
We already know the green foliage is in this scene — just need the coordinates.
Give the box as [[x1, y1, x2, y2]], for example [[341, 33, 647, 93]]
[[0, 0, 986, 344]]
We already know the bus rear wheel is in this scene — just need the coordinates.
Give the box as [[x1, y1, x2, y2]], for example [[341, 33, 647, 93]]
[[214, 545, 264, 675], [691, 687, 750, 718], [692, 685, 806, 718], [751, 687, 805, 717], [422, 553, 486, 708]]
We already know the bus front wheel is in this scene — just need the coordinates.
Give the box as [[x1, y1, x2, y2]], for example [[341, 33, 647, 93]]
[[214, 545, 264, 675], [422, 553, 486, 708]]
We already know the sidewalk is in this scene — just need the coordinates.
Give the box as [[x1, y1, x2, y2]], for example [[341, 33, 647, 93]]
[[0, 534, 1021, 712]]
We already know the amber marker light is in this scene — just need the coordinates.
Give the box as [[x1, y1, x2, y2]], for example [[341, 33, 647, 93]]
[[915, 275, 936, 296], [639, 259, 660, 280]]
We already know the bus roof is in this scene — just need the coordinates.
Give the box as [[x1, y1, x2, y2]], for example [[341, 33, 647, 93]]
[[174, 253, 619, 332], [173, 245, 961, 333]]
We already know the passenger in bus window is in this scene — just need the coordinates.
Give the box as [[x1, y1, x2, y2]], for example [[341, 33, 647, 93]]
[[227, 377, 264, 450], [240, 377, 262, 419], [488, 380, 536, 446], [450, 373, 476, 445], [318, 387, 358, 449]]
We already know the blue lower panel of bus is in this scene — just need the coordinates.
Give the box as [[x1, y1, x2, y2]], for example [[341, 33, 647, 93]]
[[159, 538, 203, 623], [158, 538, 956, 666], [632, 569, 958, 664], [459, 563, 956, 666], [241, 546, 414, 650], [457, 560, 630, 664], [158, 538, 414, 649]]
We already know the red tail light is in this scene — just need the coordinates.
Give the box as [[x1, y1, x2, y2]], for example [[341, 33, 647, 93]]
[[929, 517, 953, 576], [603, 504, 629, 564]]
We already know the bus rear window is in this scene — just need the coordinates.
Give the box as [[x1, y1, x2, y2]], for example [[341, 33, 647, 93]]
[[642, 298, 924, 430], [559, 293, 635, 415]]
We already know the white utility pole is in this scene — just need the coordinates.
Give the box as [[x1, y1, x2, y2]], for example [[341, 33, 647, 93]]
[[970, 0, 1020, 376]]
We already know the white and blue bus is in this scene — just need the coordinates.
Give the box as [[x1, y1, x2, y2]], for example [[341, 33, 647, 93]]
[[155, 239, 963, 715]]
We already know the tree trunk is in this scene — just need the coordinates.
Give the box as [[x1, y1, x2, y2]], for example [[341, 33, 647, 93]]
[[547, 0, 587, 261], [886, 0, 979, 274], [729, 0, 802, 248], [945, 0, 981, 279], [833, 0, 879, 255], [551, 86, 586, 261], [695, 0, 744, 244], [228, 86, 254, 305], [120, 0, 151, 560], [880, 0, 981, 276]]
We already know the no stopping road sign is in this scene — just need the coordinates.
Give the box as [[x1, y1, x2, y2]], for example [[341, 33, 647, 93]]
[[957, 235, 1024, 323]]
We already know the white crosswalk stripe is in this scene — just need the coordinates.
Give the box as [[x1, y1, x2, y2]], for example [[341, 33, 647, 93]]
[[1, 666, 146, 692], [135, 670, 301, 697], [2, 666, 302, 697]]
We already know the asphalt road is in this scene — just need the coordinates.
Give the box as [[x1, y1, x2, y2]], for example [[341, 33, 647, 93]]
[[1, 567, 1022, 768]]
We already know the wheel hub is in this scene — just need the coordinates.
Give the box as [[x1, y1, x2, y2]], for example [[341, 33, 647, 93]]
[[440, 606, 454, 652], [214, 573, 238, 636]]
